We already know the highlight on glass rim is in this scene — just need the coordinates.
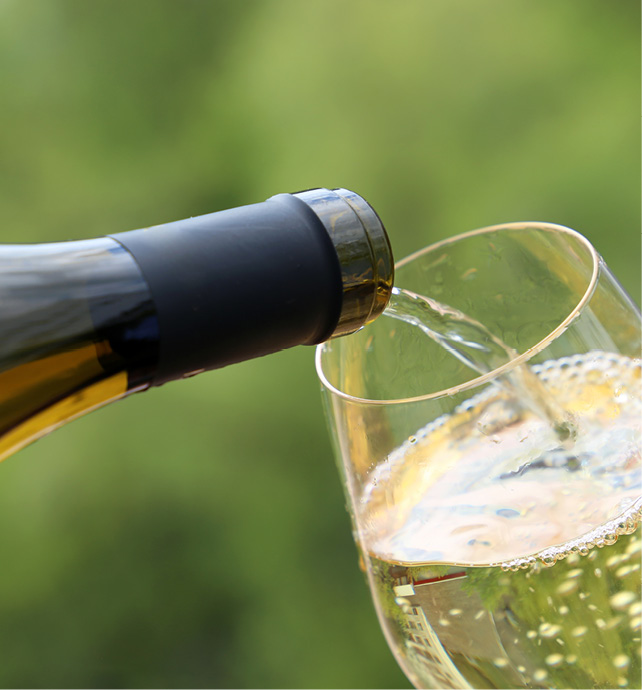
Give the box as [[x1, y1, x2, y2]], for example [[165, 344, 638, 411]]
[[0, 2, 638, 689]]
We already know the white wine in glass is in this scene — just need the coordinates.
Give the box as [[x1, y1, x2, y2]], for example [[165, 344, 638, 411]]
[[316, 223, 641, 690]]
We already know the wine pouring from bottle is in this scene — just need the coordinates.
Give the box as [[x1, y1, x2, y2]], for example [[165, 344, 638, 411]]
[[0, 188, 394, 463]]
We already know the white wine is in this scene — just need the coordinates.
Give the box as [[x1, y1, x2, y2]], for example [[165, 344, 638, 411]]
[[368, 523, 640, 690], [359, 352, 641, 689], [385, 287, 575, 442]]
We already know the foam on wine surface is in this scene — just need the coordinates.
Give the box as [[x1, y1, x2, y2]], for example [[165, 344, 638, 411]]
[[361, 352, 640, 566]]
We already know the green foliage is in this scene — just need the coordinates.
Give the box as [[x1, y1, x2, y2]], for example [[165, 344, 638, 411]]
[[461, 564, 508, 613], [0, 0, 638, 687]]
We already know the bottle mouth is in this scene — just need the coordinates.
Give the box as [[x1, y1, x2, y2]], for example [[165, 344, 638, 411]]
[[292, 188, 394, 337]]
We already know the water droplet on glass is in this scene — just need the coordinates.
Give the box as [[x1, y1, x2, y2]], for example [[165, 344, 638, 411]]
[[545, 653, 564, 667], [604, 616, 623, 631], [626, 539, 641, 555], [628, 602, 641, 617], [556, 579, 579, 596], [613, 654, 630, 669], [539, 622, 562, 638], [610, 591, 636, 610], [607, 554, 626, 569], [616, 565, 635, 578]]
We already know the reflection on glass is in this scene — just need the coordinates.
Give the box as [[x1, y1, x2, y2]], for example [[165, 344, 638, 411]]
[[317, 223, 641, 689]]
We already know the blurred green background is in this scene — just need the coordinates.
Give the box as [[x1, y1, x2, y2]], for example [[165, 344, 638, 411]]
[[0, 1, 639, 688]]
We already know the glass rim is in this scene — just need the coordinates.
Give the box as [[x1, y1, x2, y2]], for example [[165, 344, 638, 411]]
[[315, 221, 600, 406]]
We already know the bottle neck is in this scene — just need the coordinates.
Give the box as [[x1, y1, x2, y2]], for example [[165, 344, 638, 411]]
[[0, 188, 394, 398], [109, 194, 345, 386], [0, 189, 393, 462], [108, 189, 393, 386]]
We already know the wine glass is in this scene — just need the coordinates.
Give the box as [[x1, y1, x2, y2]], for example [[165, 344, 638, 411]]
[[316, 223, 641, 690]]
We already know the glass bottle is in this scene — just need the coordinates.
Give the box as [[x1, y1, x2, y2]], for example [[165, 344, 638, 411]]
[[0, 188, 394, 462]]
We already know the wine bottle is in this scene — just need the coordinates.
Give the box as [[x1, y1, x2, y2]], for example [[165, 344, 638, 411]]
[[0, 188, 394, 462]]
